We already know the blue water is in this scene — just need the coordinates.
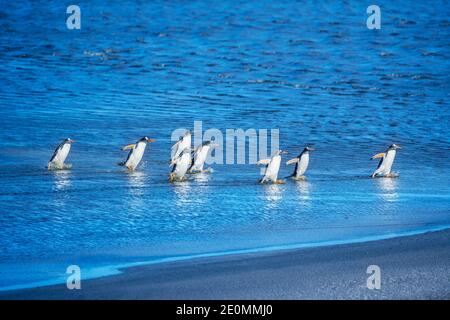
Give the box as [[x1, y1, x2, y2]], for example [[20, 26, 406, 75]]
[[0, 0, 449, 290]]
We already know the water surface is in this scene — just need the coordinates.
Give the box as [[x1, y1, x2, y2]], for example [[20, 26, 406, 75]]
[[0, 0, 449, 289]]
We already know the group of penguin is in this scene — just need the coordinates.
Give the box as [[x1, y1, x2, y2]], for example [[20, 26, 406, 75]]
[[47, 131, 402, 183]]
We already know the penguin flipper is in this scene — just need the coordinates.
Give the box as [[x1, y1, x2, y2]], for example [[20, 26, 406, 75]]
[[257, 159, 271, 166], [169, 158, 179, 167], [122, 144, 135, 151], [370, 152, 385, 160], [286, 158, 299, 165], [171, 140, 181, 157]]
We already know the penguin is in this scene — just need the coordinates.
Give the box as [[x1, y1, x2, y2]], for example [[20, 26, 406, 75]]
[[286, 146, 314, 180], [189, 140, 219, 173], [48, 138, 75, 170], [169, 147, 191, 182], [257, 150, 288, 184], [371, 143, 401, 178], [119, 136, 155, 171], [171, 130, 191, 163]]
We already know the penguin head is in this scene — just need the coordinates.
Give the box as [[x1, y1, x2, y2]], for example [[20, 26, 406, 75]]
[[275, 149, 288, 155], [204, 139, 220, 148], [389, 144, 401, 150], [304, 145, 315, 152], [65, 138, 75, 144], [184, 130, 192, 137], [140, 137, 156, 143]]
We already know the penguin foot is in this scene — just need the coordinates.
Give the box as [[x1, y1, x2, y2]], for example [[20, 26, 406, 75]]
[[371, 172, 399, 179], [48, 163, 71, 170], [274, 179, 286, 184], [384, 172, 400, 178], [292, 175, 306, 181], [62, 163, 72, 170], [47, 163, 58, 170], [169, 174, 188, 182], [189, 168, 213, 174]]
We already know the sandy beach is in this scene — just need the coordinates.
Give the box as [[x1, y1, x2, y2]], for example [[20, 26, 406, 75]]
[[1, 228, 449, 300]]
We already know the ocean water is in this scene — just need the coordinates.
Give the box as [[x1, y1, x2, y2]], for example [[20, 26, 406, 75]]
[[0, 0, 449, 290]]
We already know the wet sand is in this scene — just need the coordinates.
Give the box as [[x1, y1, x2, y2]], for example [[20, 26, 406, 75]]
[[1, 229, 449, 300]]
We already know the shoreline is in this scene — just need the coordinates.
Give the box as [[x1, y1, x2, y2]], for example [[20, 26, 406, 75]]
[[1, 223, 449, 292], [1, 227, 450, 299]]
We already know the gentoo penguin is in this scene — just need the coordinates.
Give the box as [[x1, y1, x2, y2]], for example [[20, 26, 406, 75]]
[[286, 146, 314, 180], [119, 137, 155, 171], [371, 143, 401, 178], [257, 150, 288, 184], [189, 140, 219, 173], [171, 130, 191, 163], [48, 138, 75, 170], [169, 147, 191, 182]]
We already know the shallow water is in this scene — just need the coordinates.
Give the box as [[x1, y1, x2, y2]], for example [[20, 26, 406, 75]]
[[0, 1, 449, 289]]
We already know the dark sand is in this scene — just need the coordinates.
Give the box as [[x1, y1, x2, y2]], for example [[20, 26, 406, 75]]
[[2, 229, 449, 299]]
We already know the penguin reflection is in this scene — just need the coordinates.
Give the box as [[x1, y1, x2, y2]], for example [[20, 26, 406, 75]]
[[52, 169, 72, 191], [377, 176, 399, 202]]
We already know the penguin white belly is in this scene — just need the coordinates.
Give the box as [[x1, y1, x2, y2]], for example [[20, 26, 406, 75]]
[[191, 146, 209, 171], [380, 150, 396, 174], [173, 136, 191, 160], [174, 154, 191, 178], [125, 143, 146, 170], [51, 144, 71, 167], [264, 155, 281, 182], [296, 154, 309, 177]]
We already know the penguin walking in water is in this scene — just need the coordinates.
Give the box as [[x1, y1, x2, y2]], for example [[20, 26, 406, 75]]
[[370, 144, 401, 178], [286, 146, 314, 180], [48, 138, 75, 170], [189, 140, 219, 173], [169, 147, 191, 182], [171, 130, 191, 163], [119, 136, 155, 171], [257, 150, 288, 184]]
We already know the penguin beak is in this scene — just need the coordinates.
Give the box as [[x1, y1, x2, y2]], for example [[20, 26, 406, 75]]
[[281, 150, 288, 154], [211, 143, 220, 148], [69, 139, 76, 143], [147, 138, 156, 142]]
